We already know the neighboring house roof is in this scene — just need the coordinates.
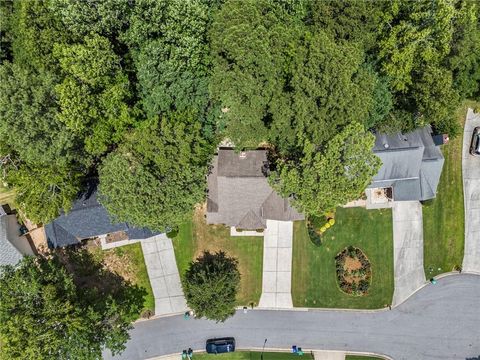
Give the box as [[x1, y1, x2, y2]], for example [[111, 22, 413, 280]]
[[369, 126, 445, 201], [45, 190, 158, 248], [207, 149, 304, 229], [0, 214, 31, 267]]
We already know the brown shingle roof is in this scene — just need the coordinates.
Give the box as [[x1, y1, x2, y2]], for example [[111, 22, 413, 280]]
[[206, 149, 304, 229]]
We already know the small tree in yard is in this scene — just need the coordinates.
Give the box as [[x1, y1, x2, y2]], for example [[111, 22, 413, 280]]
[[183, 251, 240, 322], [0, 251, 146, 360]]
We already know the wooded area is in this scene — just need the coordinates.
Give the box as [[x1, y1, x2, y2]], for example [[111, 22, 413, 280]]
[[0, 0, 479, 228]]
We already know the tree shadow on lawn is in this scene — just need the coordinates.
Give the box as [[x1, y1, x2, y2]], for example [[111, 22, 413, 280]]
[[53, 246, 147, 319]]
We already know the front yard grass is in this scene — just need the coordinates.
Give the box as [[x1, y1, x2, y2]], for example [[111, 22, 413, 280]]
[[292, 207, 394, 309], [172, 207, 263, 306], [91, 243, 155, 314], [195, 352, 313, 360], [422, 102, 480, 277]]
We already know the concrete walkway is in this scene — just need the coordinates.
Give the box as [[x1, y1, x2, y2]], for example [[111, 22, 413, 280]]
[[392, 201, 426, 306], [141, 235, 187, 316], [462, 108, 480, 274], [312, 351, 345, 360], [258, 220, 293, 308]]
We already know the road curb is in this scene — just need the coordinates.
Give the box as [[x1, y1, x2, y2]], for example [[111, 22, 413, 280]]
[[146, 348, 394, 360], [137, 273, 480, 324]]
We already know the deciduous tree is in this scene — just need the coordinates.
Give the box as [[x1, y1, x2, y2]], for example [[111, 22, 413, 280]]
[[270, 122, 381, 216], [0, 251, 145, 359], [183, 251, 240, 322], [98, 112, 213, 231]]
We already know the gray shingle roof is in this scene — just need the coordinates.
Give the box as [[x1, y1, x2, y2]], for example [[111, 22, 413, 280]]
[[0, 215, 23, 267], [207, 149, 304, 229], [45, 191, 158, 248], [368, 126, 444, 201]]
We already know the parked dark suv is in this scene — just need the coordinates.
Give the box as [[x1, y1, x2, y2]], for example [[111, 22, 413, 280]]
[[471, 126, 480, 156], [206, 337, 235, 354]]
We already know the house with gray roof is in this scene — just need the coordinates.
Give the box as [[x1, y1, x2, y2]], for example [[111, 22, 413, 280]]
[[206, 149, 304, 231], [366, 125, 445, 207], [45, 189, 157, 248], [0, 211, 34, 267]]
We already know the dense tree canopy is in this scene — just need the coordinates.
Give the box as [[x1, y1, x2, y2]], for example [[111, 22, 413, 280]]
[[98, 112, 213, 231], [0, 251, 145, 360], [271, 123, 381, 216], [1, 0, 479, 222]]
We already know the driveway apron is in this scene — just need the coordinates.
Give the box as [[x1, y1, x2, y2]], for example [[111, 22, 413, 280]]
[[141, 234, 187, 316], [258, 220, 293, 308], [462, 108, 480, 273], [392, 201, 426, 306]]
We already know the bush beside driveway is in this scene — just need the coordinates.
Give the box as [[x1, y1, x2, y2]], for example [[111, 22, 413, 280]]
[[292, 207, 394, 309]]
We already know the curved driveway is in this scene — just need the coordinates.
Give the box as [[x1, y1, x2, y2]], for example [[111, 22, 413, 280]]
[[106, 274, 480, 360]]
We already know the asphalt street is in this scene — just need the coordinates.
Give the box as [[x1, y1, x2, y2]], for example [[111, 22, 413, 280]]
[[104, 274, 480, 360]]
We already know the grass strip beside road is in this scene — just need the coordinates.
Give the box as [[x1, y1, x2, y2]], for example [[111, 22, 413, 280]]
[[422, 102, 480, 278], [195, 352, 313, 360]]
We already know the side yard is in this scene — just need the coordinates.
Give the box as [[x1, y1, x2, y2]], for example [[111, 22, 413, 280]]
[[172, 206, 263, 306], [422, 102, 480, 277], [90, 243, 155, 314], [292, 207, 394, 309]]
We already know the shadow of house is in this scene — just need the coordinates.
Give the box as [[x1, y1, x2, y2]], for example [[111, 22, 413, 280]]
[[45, 189, 158, 248]]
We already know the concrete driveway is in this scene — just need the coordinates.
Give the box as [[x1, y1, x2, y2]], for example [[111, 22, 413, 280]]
[[105, 274, 480, 360], [462, 108, 480, 274], [141, 235, 187, 316], [258, 220, 293, 309], [392, 201, 426, 306]]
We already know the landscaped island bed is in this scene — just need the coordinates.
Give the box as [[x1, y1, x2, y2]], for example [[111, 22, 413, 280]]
[[292, 207, 394, 309], [172, 207, 263, 306]]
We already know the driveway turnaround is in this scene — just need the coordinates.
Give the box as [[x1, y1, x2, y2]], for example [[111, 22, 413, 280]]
[[141, 235, 187, 316], [104, 274, 480, 360], [392, 201, 426, 306], [258, 220, 293, 308], [462, 108, 480, 274]]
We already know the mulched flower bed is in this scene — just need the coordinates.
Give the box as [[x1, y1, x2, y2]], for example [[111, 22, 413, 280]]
[[335, 246, 371, 296]]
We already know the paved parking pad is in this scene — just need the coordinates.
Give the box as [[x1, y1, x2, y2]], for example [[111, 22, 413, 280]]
[[462, 108, 480, 273], [258, 220, 293, 308], [141, 235, 187, 316], [392, 201, 426, 306]]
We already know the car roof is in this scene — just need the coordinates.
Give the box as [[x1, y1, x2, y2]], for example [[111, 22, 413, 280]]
[[207, 337, 235, 344]]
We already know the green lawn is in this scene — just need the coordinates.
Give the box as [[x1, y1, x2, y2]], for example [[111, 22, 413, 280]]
[[422, 102, 480, 277], [346, 356, 384, 360], [0, 183, 15, 207], [172, 208, 263, 306], [100, 243, 155, 314], [195, 352, 313, 360], [292, 207, 394, 309]]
